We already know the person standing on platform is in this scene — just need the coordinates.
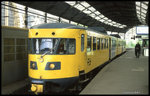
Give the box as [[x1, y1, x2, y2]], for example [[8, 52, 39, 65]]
[[135, 42, 141, 58]]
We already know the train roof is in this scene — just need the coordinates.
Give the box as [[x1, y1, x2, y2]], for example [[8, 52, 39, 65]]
[[110, 34, 121, 38], [87, 27, 107, 35], [30, 23, 86, 29], [30, 23, 108, 35]]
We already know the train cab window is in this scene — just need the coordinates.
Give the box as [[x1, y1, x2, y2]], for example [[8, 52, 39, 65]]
[[97, 38, 100, 50], [93, 37, 96, 51], [68, 39, 75, 54], [81, 34, 84, 52], [28, 38, 75, 55], [56, 38, 76, 54], [87, 36, 91, 52]]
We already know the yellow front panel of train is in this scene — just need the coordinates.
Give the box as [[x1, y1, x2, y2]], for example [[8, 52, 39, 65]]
[[28, 28, 86, 79], [28, 55, 78, 79]]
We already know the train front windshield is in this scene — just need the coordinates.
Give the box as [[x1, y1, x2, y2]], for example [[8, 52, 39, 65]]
[[28, 38, 76, 55]]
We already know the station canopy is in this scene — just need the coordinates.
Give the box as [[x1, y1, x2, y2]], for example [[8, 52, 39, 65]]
[[13, 1, 149, 34]]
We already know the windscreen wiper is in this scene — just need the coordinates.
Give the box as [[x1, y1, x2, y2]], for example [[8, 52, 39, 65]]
[[40, 49, 53, 58]]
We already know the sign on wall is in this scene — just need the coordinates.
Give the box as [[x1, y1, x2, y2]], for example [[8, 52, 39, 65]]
[[136, 26, 149, 35]]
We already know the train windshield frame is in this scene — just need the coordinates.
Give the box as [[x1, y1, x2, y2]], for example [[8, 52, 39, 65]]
[[28, 38, 76, 55]]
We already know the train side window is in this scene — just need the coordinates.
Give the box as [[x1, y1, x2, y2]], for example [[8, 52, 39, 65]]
[[97, 38, 100, 50], [106, 39, 108, 48], [101, 38, 103, 50], [87, 36, 91, 52], [105, 39, 107, 49], [106, 39, 107, 48], [93, 37, 96, 51], [104, 39, 106, 49], [112, 40, 114, 47], [99, 38, 101, 50], [81, 34, 84, 52], [112, 40, 115, 48]]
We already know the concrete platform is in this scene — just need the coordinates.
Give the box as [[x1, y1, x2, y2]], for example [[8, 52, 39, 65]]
[[80, 48, 148, 95], [2, 78, 29, 95]]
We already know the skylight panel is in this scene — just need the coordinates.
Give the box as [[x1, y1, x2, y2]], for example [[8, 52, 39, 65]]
[[113, 25, 117, 27], [99, 19, 105, 22], [137, 13, 140, 17], [74, 4, 85, 11], [104, 21, 109, 24], [111, 21, 116, 25], [141, 9, 147, 14], [118, 26, 122, 28], [141, 3, 148, 9], [66, 1, 127, 28], [136, 1, 149, 24], [95, 16, 101, 20], [71, 21, 78, 25], [95, 11, 100, 15], [124, 25, 127, 27], [65, 1, 76, 6], [89, 7, 96, 12], [99, 14, 105, 18], [136, 2, 141, 6], [15, 2, 25, 9], [143, 1, 148, 4], [83, 10, 91, 14], [137, 10, 140, 14], [107, 19, 112, 22], [104, 20, 108, 23], [141, 12, 146, 17], [116, 23, 120, 26], [28, 7, 45, 15], [136, 6, 140, 11], [47, 13, 59, 20], [108, 22, 112, 25], [81, 1, 91, 7], [90, 13, 96, 18], [141, 16, 145, 20], [104, 17, 109, 20]]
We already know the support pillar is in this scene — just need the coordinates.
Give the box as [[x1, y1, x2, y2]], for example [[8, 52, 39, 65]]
[[45, 12, 47, 23], [124, 33, 125, 39], [25, 6, 28, 28], [59, 17, 61, 22], [5, 1, 9, 26]]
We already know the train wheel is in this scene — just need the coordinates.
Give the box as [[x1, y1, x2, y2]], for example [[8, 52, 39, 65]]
[[75, 81, 82, 92]]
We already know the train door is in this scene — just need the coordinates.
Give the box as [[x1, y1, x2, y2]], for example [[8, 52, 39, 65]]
[[109, 37, 111, 60], [79, 33, 87, 74]]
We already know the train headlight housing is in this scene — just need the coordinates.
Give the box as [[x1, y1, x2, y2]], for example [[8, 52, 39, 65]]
[[45, 62, 61, 70], [31, 84, 37, 92], [49, 63, 55, 69]]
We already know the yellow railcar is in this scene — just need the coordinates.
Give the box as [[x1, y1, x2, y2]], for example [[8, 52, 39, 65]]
[[28, 23, 125, 94]]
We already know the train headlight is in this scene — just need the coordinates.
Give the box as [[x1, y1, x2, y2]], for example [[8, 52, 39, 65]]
[[49, 64, 55, 69], [31, 84, 37, 92], [30, 61, 37, 70], [32, 63, 36, 69]]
